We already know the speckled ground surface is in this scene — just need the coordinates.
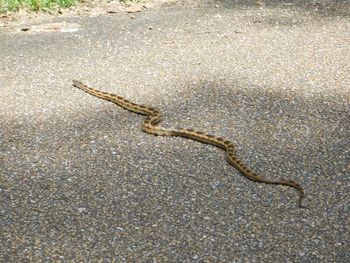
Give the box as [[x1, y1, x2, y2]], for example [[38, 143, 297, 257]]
[[0, 1, 349, 262]]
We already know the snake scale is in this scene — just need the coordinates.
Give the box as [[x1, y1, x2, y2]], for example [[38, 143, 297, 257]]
[[72, 80, 305, 207]]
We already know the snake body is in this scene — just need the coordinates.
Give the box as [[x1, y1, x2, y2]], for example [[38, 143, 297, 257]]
[[72, 80, 305, 207]]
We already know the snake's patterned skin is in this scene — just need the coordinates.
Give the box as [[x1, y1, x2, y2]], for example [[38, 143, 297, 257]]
[[72, 80, 305, 207]]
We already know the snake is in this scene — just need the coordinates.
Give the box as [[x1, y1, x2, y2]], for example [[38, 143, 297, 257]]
[[72, 80, 305, 207]]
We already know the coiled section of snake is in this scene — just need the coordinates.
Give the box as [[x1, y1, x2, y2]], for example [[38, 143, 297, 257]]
[[72, 80, 305, 207]]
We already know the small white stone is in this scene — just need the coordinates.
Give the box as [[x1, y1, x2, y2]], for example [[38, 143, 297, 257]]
[[77, 207, 87, 213]]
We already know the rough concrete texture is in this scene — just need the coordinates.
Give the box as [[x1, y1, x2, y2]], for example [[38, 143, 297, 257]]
[[0, 0, 349, 262]]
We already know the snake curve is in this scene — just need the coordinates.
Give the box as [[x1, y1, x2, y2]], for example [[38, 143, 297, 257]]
[[72, 80, 305, 207]]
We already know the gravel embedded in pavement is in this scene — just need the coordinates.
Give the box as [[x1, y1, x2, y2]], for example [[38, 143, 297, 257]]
[[0, 1, 349, 262]]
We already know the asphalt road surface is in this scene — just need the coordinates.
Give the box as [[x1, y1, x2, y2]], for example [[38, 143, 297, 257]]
[[1, 1, 349, 262]]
